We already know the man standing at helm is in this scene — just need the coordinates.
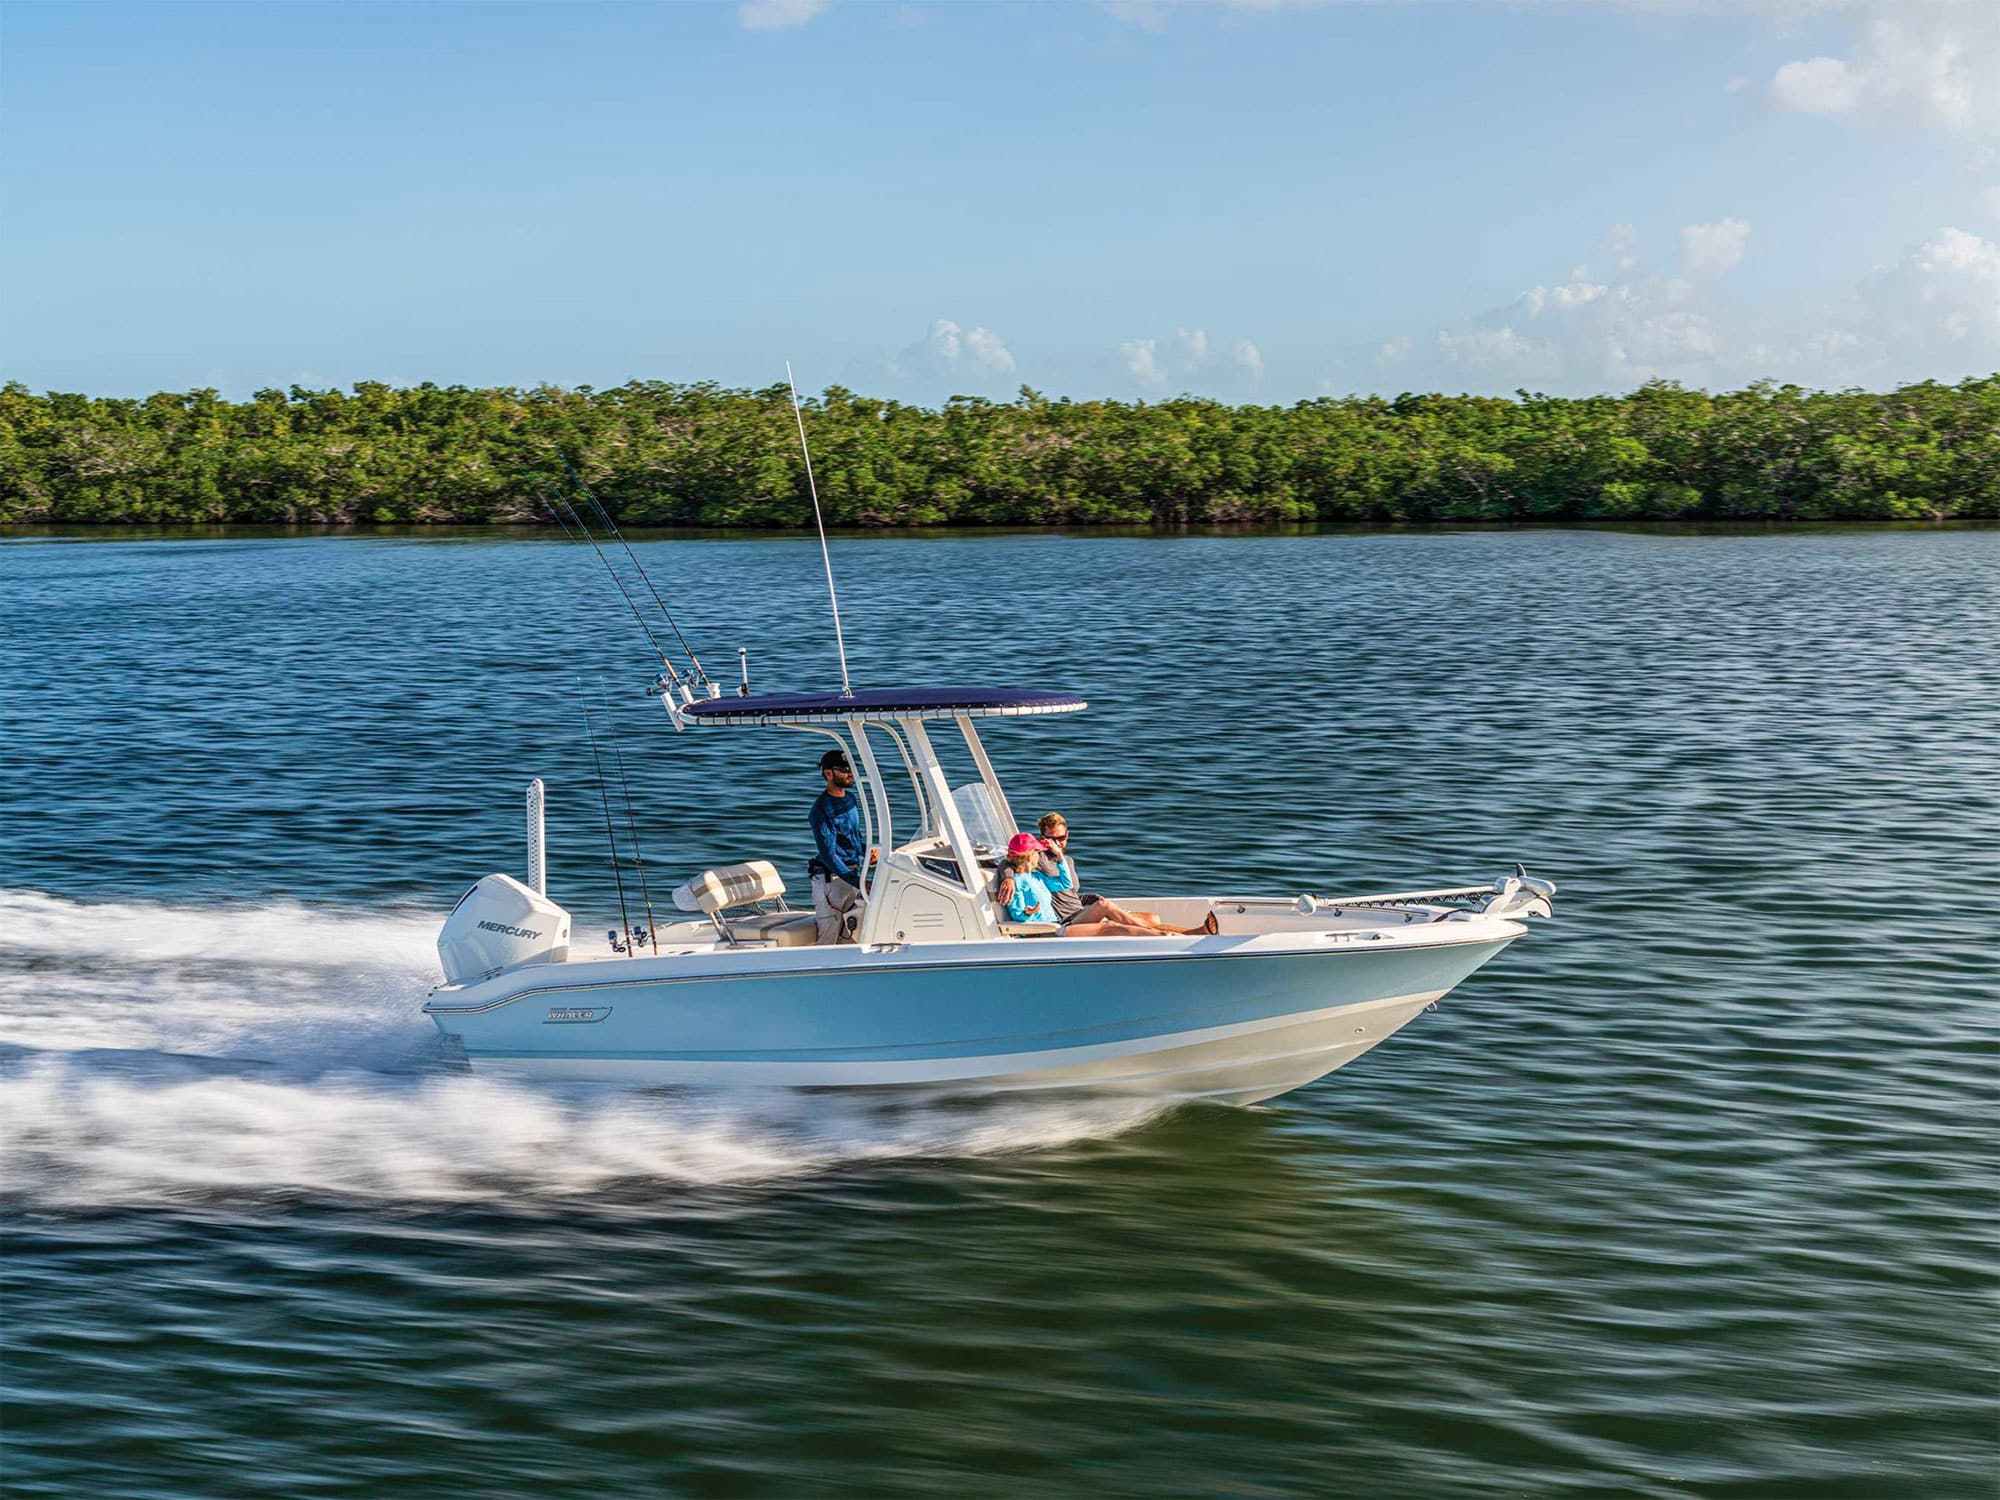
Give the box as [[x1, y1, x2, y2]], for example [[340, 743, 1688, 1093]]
[[808, 748, 869, 944]]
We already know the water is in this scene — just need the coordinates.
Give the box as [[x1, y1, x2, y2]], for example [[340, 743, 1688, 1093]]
[[2, 528, 1995, 1497]]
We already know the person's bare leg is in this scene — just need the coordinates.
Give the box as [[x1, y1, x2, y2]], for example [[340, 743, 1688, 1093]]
[[1084, 899, 1213, 936], [1072, 898, 1201, 936], [1060, 918, 1162, 938], [1126, 907, 1217, 936]]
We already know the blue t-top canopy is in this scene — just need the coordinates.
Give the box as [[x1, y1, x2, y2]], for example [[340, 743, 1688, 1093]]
[[678, 685, 1087, 727]]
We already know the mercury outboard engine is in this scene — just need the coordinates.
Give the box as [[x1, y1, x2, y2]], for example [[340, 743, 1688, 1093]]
[[437, 873, 572, 985]]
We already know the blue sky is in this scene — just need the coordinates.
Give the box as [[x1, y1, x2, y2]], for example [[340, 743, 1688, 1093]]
[[2, 0, 1994, 402]]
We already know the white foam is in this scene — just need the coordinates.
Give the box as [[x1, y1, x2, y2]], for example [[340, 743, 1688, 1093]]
[[0, 888, 442, 1062], [0, 1063, 1160, 1206], [3, 887, 443, 970], [0, 890, 1164, 1205]]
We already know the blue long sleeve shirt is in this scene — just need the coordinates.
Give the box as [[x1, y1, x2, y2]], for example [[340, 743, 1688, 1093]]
[[809, 790, 867, 883], [999, 859, 1074, 925]]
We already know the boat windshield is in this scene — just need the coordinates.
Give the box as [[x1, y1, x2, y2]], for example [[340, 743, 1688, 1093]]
[[951, 782, 1008, 855]]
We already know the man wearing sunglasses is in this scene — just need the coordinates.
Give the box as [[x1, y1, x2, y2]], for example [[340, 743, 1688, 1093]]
[[808, 748, 871, 944]]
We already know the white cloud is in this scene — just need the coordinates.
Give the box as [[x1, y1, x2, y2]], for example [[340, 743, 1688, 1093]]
[[1918, 224, 2000, 278], [1681, 217, 1752, 275], [1771, 55, 1859, 114], [1232, 339, 1265, 381], [1377, 219, 2000, 396], [962, 324, 1016, 373], [928, 319, 964, 363], [1100, 0, 1168, 30], [1120, 326, 1215, 389], [1765, 1, 2000, 141], [1436, 323, 1562, 381], [1521, 270, 1611, 316], [739, 0, 828, 32], [1605, 223, 1640, 271], [1980, 185, 2000, 221], [1122, 338, 1165, 387], [884, 318, 1017, 394], [1860, 225, 2000, 352]]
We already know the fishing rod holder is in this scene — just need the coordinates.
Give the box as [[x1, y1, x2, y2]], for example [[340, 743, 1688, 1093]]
[[647, 673, 687, 732], [648, 672, 722, 703], [650, 671, 724, 730]]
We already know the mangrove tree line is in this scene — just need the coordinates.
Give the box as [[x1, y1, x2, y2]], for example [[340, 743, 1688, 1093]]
[[2, 375, 1994, 527]]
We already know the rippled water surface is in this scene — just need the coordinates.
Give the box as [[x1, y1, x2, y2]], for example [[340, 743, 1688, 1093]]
[[3, 528, 1995, 1497]]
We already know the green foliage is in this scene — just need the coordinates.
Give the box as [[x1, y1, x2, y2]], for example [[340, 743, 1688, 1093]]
[[2, 375, 1994, 527]]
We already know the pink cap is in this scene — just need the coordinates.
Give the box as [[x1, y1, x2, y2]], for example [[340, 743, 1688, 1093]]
[[1006, 833, 1047, 856]]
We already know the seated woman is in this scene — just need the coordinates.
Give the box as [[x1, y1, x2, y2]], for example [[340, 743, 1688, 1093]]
[[1035, 811, 1216, 936], [996, 834, 1213, 938]]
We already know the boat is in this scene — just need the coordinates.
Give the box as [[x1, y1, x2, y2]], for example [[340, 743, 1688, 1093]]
[[423, 684, 1555, 1106], [423, 374, 1553, 1106]]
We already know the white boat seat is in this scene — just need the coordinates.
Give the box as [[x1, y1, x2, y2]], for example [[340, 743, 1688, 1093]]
[[997, 922, 1061, 939], [726, 910, 818, 947], [673, 860, 787, 914]]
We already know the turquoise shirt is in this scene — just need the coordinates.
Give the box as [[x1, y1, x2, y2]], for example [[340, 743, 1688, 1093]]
[[1000, 859, 1074, 925]]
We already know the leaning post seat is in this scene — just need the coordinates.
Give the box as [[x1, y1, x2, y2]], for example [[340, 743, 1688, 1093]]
[[671, 861, 819, 947]]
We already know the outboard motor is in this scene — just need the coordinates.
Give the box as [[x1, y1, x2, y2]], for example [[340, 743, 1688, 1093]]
[[438, 873, 572, 984]]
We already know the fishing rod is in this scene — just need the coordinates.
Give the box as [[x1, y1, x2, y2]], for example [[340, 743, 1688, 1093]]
[[561, 457, 709, 689], [575, 679, 635, 955], [537, 483, 684, 687], [599, 684, 659, 955]]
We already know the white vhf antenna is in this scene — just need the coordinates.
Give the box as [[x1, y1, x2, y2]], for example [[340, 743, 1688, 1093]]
[[786, 360, 852, 698]]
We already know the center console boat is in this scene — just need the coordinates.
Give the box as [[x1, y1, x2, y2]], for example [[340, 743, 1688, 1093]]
[[423, 685, 1554, 1105]]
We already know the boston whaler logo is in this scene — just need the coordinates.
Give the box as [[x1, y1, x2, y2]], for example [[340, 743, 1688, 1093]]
[[478, 920, 542, 940], [546, 1006, 611, 1024]]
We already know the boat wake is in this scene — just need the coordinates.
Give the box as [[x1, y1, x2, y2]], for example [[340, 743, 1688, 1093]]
[[0, 890, 1166, 1208]]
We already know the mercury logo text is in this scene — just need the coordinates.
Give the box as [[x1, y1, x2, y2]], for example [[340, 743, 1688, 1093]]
[[477, 920, 542, 939]]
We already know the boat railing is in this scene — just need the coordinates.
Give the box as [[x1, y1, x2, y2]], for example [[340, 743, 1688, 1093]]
[[1218, 885, 1488, 910], [1317, 885, 1499, 910], [1218, 874, 1554, 923]]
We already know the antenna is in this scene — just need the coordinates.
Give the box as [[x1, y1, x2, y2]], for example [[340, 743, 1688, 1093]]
[[785, 362, 852, 698]]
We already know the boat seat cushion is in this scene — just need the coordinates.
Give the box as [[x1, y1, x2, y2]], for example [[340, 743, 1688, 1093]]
[[728, 910, 818, 947], [673, 860, 787, 914]]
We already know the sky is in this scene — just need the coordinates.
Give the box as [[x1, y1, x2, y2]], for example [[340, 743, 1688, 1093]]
[[1, 0, 1995, 403]]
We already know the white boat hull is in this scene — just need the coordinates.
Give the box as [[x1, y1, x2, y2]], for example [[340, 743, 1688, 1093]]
[[468, 987, 1446, 1106], [427, 922, 1522, 1106]]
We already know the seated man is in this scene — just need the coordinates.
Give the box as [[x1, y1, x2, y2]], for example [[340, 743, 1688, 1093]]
[[1033, 812, 1216, 936]]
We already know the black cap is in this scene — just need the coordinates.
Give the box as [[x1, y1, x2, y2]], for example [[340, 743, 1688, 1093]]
[[819, 749, 851, 772]]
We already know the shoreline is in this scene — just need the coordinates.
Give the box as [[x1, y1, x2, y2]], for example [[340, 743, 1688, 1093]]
[[7, 377, 1995, 530], [6, 518, 1997, 544]]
